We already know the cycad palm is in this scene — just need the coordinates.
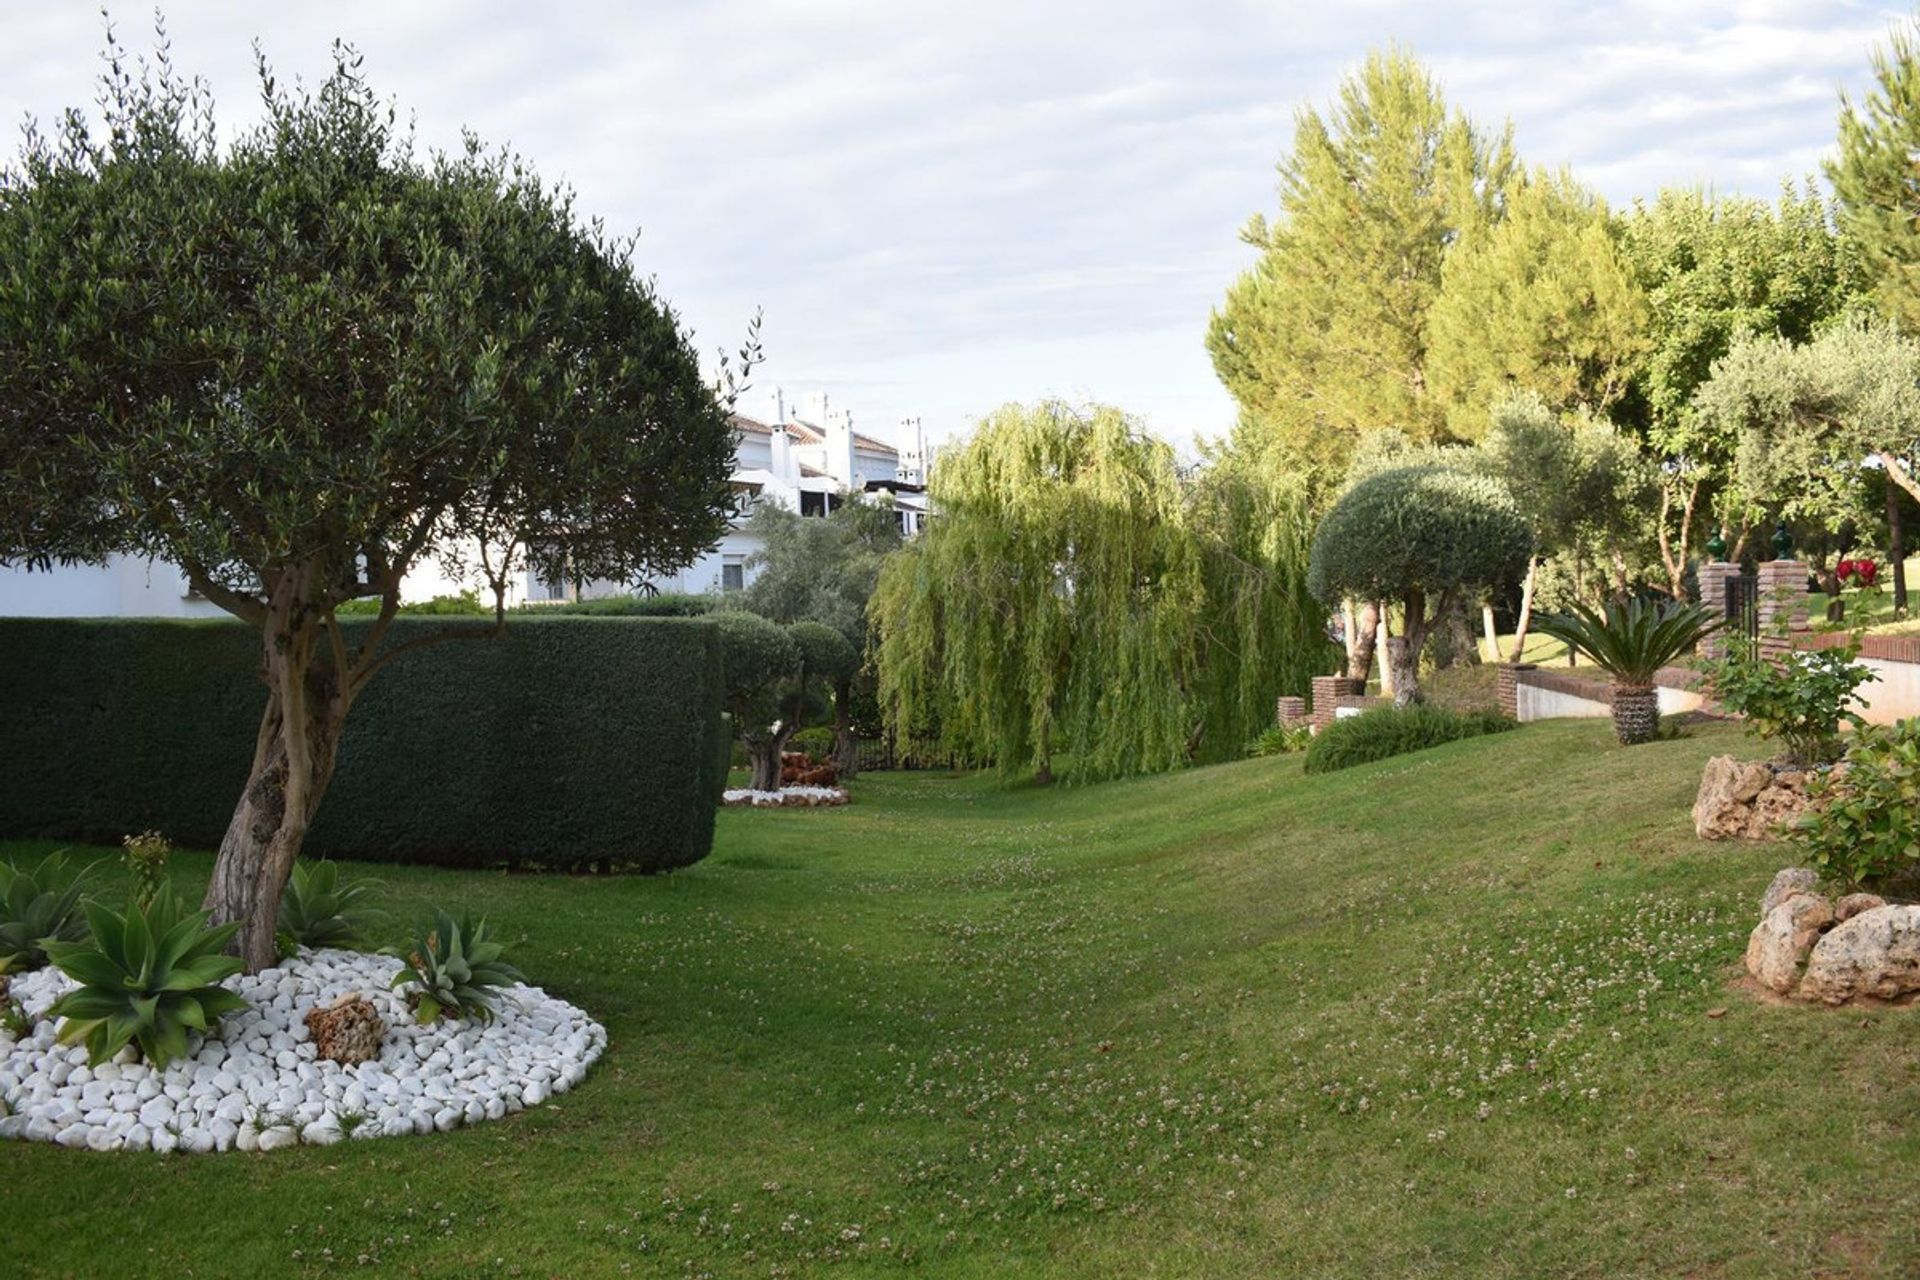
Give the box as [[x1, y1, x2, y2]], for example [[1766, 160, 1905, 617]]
[[1533, 598, 1722, 744]]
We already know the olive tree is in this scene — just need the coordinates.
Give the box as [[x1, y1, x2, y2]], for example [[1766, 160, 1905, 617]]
[[0, 39, 746, 970], [716, 613, 856, 791], [1308, 466, 1530, 706]]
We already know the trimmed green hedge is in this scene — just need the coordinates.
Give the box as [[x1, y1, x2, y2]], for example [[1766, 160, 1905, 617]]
[[0, 616, 727, 872], [1302, 705, 1517, 775]]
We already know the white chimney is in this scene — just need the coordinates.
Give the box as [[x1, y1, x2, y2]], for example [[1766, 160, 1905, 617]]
[[770, 388, 786, 426], [825, 405, 857, 488], [803, 390, 830, 429], [769, 420, 792, 481]]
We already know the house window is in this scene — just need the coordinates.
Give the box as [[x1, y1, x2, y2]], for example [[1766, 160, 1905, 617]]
[[800, 491, 828, 518], [895, 509, 909, 535], [722, 556, 745, 593]]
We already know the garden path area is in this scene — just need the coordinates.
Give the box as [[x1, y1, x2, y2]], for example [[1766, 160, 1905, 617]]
[[3, 719, 1917, 1278]]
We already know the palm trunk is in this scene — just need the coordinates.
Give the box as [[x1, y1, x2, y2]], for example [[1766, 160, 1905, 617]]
[[1610, 685, 1659, 746]]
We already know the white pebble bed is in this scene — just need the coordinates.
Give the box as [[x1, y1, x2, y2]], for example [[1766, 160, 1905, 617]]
[[0, 948, 605, 1154], [721, 785, 849, 807]]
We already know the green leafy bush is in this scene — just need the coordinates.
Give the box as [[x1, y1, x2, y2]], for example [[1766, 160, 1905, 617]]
[[1304, 705, 1517, 774], [1702, 640, 1875, 766], [526, 593, 715, 617], [388, 910, 524, 1025], [1245, 722, 1312, 758], [120, 830, 171, 911], [787, 727, 836, 758], [336, 591, 491, 616], [278, 860, 383, 954], [1794, 720, 1920, 889], [43, 884, 247, 1067], [0, 851, 90, 973]]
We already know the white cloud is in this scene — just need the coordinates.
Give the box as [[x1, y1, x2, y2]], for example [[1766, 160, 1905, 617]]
[[0, 1, 1906, 452]]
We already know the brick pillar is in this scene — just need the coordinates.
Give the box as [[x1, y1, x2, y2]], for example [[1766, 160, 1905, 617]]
[[1756, 559, 1812, 633], [1310, 676, 1364, 732], [1496, 663, 1536, 720], [1275, 696, 1306, 727], [1696, 560, 1738, 661]]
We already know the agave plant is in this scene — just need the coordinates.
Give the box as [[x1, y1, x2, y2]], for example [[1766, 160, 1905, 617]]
[[387, 909, 524, 1025], [0, 851, 91, 973], [44, 883, 248, 1068], [278, 859, 384, 955], [1533, 597, 1723, 745]]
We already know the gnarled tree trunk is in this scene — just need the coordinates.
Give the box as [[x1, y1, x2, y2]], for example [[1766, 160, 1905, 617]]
[[831, 678, 859, 780], [203, 577, 350, 974], [1345, 599, 1380, 683], [746, 726, 794, 792]]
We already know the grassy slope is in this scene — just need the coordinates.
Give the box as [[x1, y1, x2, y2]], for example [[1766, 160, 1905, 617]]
[[2, 719, 1917, 1279]]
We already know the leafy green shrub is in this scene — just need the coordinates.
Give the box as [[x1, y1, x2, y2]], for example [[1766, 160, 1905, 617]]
[[278, 860, 383, 954], [1245, 722, 1312, 758], [44, 884, 247, 1067], [526, 593, 715, 617], [1304, 705, 1517, 774], [788, 727, 836, 758], [1702, 640, 1874, 766], [1794, 719, 1920, 889], [336, 591, 491, 616], [388, 910, 524, 1025], [120, 830, 171, 911], [0, 851, 89, 973]]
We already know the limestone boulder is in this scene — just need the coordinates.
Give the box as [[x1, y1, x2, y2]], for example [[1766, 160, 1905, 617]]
[[1694, 757, 1781, 840], [1744, 893, 1834, 993], [1800, 905, 1920, 1005], [1760, 867, 1821, 917], [1833, 893, 1887, 924]]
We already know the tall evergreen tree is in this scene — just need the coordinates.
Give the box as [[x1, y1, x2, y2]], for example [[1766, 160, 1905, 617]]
[[1207, 49, 1515, 479], [1426, 169, 1647, 440], [1831, 16, 1920, 333]]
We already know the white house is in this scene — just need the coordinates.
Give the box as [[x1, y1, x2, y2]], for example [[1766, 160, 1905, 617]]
[[0, 390, 931, 617]]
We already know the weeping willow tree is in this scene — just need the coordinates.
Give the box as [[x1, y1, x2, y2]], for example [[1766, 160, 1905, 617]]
[[870, 401, 1330, 783]]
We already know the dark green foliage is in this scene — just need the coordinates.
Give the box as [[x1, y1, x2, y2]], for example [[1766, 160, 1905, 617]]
[[526, 593, 717, 618], [0, 851, 89, 973], [1532, 598, 1721, 687], [1701, 641, 1875, 766], [1796, 719, 1920, 889], [0, 616, 726, 872], [714, 611, 802, 727], [44, 884, 248, 1067], [1308, 466, 1531, 608], [278, 860, 383, 954], [388, 909, 524, 1025], [787, 727, 837, 757], [1303, 706, 1517, 774], [335, 592, 492, 616]]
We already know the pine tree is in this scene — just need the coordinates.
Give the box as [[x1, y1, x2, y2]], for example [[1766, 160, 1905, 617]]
[[1831, 16, 1920, 332], [1207, 49, 1515, 479], [1426, 169, 1647, 440]]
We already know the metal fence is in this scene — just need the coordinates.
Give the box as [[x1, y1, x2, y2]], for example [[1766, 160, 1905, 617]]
[[855, 731, 972, 772], [1725, 570, 1759, 646]]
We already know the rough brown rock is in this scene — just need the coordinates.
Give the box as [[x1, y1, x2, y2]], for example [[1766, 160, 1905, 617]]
[[1694, 757, 1823, 841], [304, 992, 385, 1065], [1761, 868, 1822, 917], [1744, 894, 1834, 993], [1800, 906, 1920, 1004], [1833, 893, 1887, 923]]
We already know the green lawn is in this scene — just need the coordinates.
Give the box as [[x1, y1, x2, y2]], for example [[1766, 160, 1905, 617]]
[[3, 720, 1918, 1278]]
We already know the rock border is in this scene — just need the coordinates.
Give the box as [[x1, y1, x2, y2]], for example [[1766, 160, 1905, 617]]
[[0, 948, 605, 1153]]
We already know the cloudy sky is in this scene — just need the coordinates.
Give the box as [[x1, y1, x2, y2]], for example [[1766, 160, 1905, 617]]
[[0, 2, 1905, 455]]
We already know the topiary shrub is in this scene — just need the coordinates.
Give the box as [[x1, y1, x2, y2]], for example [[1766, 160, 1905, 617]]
[[1303, 705, 1518, 774], [528, 593, 716, 617], [1308, 466, 1530, 707]]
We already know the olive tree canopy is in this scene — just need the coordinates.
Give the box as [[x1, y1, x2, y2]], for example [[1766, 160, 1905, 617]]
[[1309, 465, 1530, 705], [0, 36, 748, 969]]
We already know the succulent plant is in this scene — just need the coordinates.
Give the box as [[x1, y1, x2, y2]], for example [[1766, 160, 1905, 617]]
[[44, 883, 248, 1067], [387, 909, 524, 1025], [0, 851, 91, 973], [278, 859, 384, 954]]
